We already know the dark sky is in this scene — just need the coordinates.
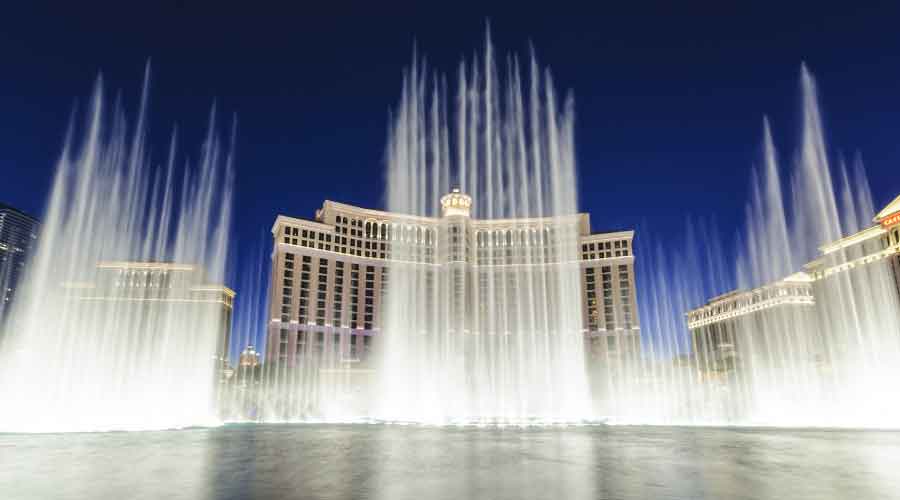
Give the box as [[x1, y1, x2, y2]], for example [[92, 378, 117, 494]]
[[3, 2, 900, 355]]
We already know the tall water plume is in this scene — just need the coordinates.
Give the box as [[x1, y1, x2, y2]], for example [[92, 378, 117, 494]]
[[622, 66, 900, 427], [0, 70, 234, 432], [377, 35, 591, 423]]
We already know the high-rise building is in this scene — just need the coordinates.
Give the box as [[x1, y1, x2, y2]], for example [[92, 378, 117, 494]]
[[265, 191, 640, 368], [0, 202, 39, 327]]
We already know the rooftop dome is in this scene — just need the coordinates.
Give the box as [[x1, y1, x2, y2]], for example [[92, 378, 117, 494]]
[[440, 188, 473, 217]]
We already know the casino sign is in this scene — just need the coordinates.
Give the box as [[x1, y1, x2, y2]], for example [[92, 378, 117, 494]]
[[876, 194, 900, 229]]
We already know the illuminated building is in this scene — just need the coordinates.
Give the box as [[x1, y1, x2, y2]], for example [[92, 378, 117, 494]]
[[265, 191, 640, 366], [239, 345, 261, 368], [63, 261, 235, 366], [0, 202, 39, 329], [687, 193, 900, 370]]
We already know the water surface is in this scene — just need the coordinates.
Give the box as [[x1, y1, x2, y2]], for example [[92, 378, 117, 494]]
[[2, 425, 898, 500]]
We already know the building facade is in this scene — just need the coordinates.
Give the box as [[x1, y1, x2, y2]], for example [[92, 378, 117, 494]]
[[687, 193, 900, 371], [265, 191, 640, 369], [0, 203, 39, 327], [63, 261, 235, 366], [687, 273, 816, 373]]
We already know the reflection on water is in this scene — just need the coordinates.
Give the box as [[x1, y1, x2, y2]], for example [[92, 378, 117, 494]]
[[1, 425, 898, 500]]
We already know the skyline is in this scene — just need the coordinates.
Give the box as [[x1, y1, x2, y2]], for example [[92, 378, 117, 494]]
[[3, 4, 900, 359]]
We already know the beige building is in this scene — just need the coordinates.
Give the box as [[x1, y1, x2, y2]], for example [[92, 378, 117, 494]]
[[63, 261, 235, 366], [266, 191, 640, 366], [687, 193, 900, 370]]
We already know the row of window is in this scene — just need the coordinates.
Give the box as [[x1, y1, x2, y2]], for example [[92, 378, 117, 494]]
[[582, 240, 631, 260], [282, 252, 381, 330], [281, 222, 631, 266], [277, 329, 374, 361], [585, 264, 634, 331], [281, 249, 636, 333]]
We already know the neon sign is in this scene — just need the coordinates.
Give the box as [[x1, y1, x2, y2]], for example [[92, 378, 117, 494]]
[[881, 212, 900, 228]]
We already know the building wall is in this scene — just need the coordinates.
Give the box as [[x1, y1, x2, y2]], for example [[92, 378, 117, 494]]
[[580, 233, 639, 360], [266, 198, 641, 366], [880, 227, 900, 297], [85, 262, 235, 363], [686, 196, 900, 370]]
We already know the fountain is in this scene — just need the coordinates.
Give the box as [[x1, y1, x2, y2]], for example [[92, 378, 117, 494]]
[[621, 66, 900, 427], [8, 34, 895, 432], [377, 36, 591, 424], [0, 70, 234, 432], [5, 27, 900, 500], [211, 35, 594, 425]]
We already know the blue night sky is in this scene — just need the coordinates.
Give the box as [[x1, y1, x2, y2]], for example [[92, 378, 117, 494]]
[[2, 2, 900, 358]]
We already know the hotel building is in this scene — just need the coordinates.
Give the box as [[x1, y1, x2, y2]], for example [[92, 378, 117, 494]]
[[265, 191, 640, 367], [687, 194, 900, 371], [63, 261, 235, 366], [0, 202, 39, 328]]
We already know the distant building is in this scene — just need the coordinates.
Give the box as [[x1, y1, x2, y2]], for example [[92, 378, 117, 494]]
[[687, 193, 900, 371], [239, 345, 261, 368], [687, 273, 816, 372], [265, 192, 641, 367], [63, 261, 235, 365], [0, 202, 39, 327]]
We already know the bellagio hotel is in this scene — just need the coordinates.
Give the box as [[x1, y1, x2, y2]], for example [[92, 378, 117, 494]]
[[266, 190, 640, 366]]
